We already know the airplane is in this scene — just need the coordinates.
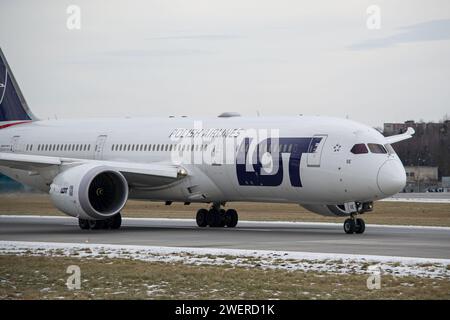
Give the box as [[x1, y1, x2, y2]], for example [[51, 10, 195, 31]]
[[0, 48, 414, 234]]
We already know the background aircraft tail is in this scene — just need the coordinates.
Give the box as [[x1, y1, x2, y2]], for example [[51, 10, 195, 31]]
[[0, 48, 37, 122]]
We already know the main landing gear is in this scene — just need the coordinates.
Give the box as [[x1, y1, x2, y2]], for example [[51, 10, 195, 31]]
[[78, 212, 122, 230], [196, 203, 238, 228]]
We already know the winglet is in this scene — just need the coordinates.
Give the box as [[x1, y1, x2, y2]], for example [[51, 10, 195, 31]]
[[385, 127, 415, 144]]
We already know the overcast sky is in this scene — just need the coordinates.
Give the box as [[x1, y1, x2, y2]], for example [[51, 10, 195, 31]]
[[1, 0, 449, 127]]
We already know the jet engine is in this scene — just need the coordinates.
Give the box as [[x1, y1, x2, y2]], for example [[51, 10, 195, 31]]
[[49, 164, 129, 220]]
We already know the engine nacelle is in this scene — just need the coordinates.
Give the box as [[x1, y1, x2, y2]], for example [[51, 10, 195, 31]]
[[50, 164, 129, 220], [301, 202, 373, 217]]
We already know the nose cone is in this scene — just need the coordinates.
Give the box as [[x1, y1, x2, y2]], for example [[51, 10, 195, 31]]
[[377, 160, 406, 196]]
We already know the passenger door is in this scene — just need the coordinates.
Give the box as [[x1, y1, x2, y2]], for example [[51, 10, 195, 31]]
[[307, 134, 327, 167], [94, 135, 107, 160], [10, 135, 21, 153]]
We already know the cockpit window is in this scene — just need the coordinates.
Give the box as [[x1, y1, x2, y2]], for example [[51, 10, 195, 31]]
[[351, 143, 368, 154], [368, 143, 387, 154], [384, 144, 396, 155]]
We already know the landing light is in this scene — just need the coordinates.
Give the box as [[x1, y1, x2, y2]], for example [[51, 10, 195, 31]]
[[177, 168, 188, 177]]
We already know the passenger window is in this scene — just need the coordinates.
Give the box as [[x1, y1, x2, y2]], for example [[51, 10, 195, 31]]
[[308, 138, 322, 153], [368, 143, 387, 154], [351, 144, 369, 154]]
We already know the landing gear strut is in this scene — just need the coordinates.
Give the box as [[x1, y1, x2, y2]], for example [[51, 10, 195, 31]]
[[196, 203, 238, 228], [343, 215, 365, 234], [78, 212, 122, 230]]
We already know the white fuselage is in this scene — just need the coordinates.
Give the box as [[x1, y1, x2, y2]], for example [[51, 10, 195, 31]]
[[0, 116, 406, 205]]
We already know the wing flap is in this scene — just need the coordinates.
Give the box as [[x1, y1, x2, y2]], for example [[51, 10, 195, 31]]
[[0, 152, 62, 169]]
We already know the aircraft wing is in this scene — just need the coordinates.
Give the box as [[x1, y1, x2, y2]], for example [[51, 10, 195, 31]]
[[384, 127, 415, 144], [0, 152, 62, 169], [0, 152, 187, 189]]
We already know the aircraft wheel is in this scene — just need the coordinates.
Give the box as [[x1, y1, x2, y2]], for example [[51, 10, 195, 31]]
[[355, 218, 365, 234], [219, 209, 226, 227], [343, 218, 355, 234], [207, 209, 222, 227], [88, 220, 103, 230], [225, 209, 238, 228], [110, 213, 122, 230], [78, 218, 90, 230], [196, 209, 208, 227]]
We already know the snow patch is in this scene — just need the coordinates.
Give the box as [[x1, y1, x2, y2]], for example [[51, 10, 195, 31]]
[[1, 241, 449, 279]]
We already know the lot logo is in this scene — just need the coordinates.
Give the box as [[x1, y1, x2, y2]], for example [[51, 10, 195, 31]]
[[236, 137, 321, 187]]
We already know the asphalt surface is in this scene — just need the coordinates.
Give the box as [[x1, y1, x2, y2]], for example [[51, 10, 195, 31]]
[[1, 215, 449, 259]]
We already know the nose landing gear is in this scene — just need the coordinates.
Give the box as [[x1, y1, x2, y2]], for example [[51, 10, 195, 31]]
[[343, 216, 365, 234], [343, 201, 372, 234], [196, 203, 238, 228]]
